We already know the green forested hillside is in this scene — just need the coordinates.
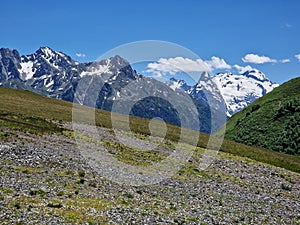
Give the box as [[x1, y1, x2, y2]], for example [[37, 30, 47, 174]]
[[225, 76, 300, 155]]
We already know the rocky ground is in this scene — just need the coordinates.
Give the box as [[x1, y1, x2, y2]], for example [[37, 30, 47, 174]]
[[0, 123, 299, 224]]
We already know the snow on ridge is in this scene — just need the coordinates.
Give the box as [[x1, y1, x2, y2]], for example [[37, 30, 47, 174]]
[[169, 81, 183, 91], [18, 60, 36, 80], [80, 61, 113, 77], [211, 71, 278, 116], [40, 47, 55, 58], [249, 69, 266, 80], [37, 47, 75, 68], [167, 70, 278, 117], [242, 69, 269, 82], [56, 51, 67, 58]]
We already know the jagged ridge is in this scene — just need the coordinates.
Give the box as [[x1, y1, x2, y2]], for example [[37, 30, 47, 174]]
[[166, 70, 279, 117], [0, 47, 214, 133]]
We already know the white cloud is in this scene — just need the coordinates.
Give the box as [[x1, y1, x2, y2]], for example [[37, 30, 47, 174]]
[[233, 64, 255, 74], [205, 56, 231, 70], [295, 54, 300, 61], [242, 54, 277, 64], [146, 57, 211, 76], [280, 58, 291, 63], [146, 56, 231, 77], [76, 53, 86, 58]]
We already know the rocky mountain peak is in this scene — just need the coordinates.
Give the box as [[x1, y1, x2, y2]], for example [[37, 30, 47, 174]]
[[36, 46, 55, 56], [31, 46, 76, 67], [110, 55, 129, 67], [0, 48, 21, 81], [167, 69, 278, 117], [0, 48, 20, 58]]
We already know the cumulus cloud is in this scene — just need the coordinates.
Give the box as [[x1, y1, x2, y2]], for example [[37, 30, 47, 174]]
[[205, 56, 231, 70], [242, 54, 277, 64], [233, 64, 255, 74], [280, 59, 291, 63], [146, 57, 210, 76], [76, 53, 86, 58], [146, 56, 230, 76], [295, 54, 300, 61]]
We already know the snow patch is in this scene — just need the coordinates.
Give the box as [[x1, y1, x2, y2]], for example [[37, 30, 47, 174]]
[[169, 81, 183, 91], [45, 79, 54, 88], [19, 61, 36, 80], [81, 64, 112, 77], [40, 47, 56, 59]]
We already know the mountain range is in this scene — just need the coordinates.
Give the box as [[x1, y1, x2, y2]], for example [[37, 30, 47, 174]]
[[0, 47, 299, 224], [0, 46, 278, 131], [167, 70, 279, 117]]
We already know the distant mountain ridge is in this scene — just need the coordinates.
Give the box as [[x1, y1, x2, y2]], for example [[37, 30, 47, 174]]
[[166, 70, 279, 117], [0, 47, 213, 133], [0, 46, 278, 132], [0, 47, 141, 102]]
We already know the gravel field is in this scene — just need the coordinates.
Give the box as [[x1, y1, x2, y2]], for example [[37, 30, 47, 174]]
[[0, 123, 299, 224]]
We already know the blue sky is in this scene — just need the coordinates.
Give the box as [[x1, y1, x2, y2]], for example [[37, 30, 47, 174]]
[[1, 0, 300, 84]]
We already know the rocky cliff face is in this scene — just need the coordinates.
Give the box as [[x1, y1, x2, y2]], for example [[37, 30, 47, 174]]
[[0, 48, 21, 82]]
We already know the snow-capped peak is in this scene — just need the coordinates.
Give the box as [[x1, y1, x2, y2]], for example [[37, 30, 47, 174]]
[[16, 47, 84, 94], [36, 47, 75, 66], [80, 55, 131, 77], [38, 46, 55, 57], [166, 69, 279, 117], [18, 47, 79, 81], [208, 70, 278, 116], [242, 69, 268, 82]]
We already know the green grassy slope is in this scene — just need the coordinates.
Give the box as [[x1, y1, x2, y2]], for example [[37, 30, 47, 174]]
[[225, 76, 300, 155], [1, 87, 300, 173], [0, 88, 73, 121]]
